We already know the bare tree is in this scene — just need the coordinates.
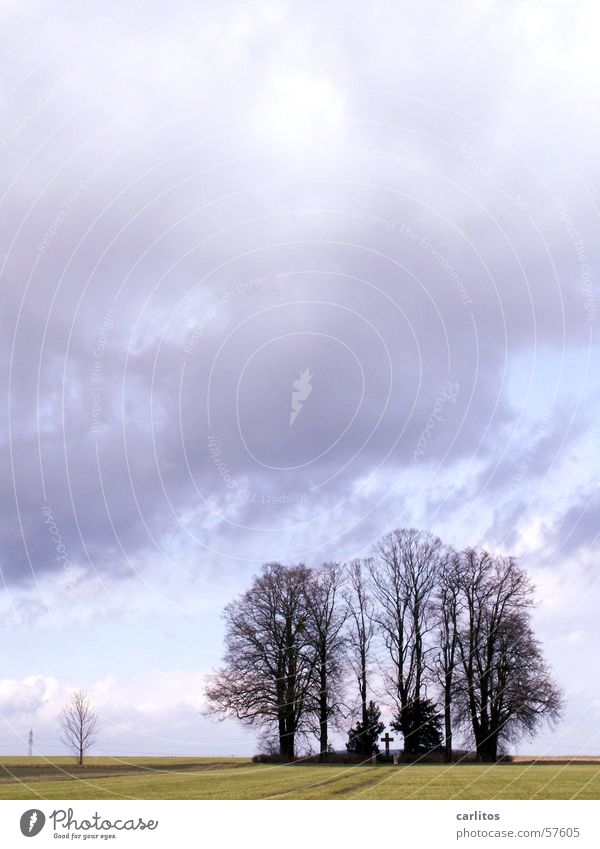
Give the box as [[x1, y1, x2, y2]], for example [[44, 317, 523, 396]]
[[205, 563, 316, 760], [304, 562, 347, 761], [371, 528, 443, 754], [452, 549, 564, 761], [343, 558, 376, 757], [434, 549, 461, 762], [59, 689, 99, 765]]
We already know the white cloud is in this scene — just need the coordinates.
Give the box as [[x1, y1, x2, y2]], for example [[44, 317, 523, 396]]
[[0, 676, 55, 717]]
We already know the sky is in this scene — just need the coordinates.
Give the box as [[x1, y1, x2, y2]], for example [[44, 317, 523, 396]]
[[1, 0, 600, 758]]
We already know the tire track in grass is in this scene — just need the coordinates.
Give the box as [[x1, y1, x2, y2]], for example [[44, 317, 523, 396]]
[[331, 773, 390, 797], [264, 763, 378, 800]]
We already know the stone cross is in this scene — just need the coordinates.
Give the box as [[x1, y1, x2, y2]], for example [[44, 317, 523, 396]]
[[380, 732, 394, 757]]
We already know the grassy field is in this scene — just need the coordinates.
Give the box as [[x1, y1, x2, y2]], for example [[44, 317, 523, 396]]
[[1, 756, 599, 800]]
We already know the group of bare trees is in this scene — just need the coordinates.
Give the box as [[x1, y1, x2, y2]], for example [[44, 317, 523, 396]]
[[205, 528, 564, 763]]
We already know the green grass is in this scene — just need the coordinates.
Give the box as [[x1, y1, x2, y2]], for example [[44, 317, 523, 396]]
[[0, 757, 599, 800]]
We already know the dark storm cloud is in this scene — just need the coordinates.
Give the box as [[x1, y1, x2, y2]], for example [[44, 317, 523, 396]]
[[554, 491, 600, 557], [1, 0, 599, 591]]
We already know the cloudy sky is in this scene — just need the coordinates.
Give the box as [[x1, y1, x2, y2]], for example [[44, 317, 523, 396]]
[[1, 0, 599, 758]]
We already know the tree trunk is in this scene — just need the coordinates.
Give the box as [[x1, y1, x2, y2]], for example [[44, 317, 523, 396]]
[[283, 613, 296, 761], [319, 656, 328, 762], [278, 711, 286, 759], [480, 734, 498, 762], [281, 727, 295, 761], [359, 643, 369, 757], [444, 684, 453, 763], [475, 728, 498, 762], [477, 742, 497, 762]]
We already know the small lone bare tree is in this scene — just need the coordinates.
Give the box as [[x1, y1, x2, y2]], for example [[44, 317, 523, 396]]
[[59, 689, 99, 765]]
